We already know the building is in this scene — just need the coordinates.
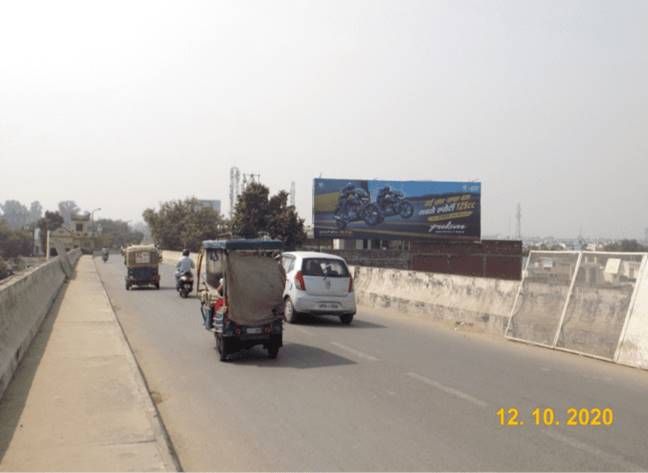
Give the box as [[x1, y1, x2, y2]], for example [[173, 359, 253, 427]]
[[49, 214, 97, 254], [197, 199, 221, 215]]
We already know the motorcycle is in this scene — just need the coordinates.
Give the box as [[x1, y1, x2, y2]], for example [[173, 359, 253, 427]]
[[376, 189, 414, 219], [334, 188, 382, 230], [102, 253, 109, 263], [177, 270, 194, 298]]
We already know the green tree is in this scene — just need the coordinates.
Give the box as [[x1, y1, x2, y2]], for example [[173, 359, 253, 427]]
[[0, 200, 30, 230], [37, 211, 64, 254], [232, 184, 306, 250], [0, 219, 33, 257], [143, 198, 226, 251], [232, 182, 269, 238], [603, 239, 648, 252], [95, 219, 144, 249], [267, 191, 306, 250]]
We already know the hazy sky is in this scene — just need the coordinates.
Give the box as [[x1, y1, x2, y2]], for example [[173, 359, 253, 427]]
[[1, 0, 646, 238]]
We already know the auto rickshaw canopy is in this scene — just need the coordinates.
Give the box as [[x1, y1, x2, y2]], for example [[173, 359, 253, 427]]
[[124, 245, 161, 266]]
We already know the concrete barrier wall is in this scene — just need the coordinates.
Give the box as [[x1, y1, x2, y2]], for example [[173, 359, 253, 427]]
[[0, 250, 81, 399], [351, 266, 519, 334], [161, 250, 199, 268], [617, 262, 648, 369]]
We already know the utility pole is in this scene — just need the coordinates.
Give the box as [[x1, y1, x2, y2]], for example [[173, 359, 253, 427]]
[[290, 181, 296, 207], [515, 203, 522, 241]]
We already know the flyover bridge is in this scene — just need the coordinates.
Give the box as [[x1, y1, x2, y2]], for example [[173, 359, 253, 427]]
[[1, 255, 648, 471]]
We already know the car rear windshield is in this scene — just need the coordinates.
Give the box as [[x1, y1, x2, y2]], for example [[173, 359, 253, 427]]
[[301, 258, 350, 277]]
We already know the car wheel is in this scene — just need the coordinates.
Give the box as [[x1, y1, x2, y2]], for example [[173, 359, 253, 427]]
[[125, 282, 130, 291], [285, 298, 300, 324], [340, 314, 354, 325]]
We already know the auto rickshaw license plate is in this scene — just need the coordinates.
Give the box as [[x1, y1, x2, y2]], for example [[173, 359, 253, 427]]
[[246, 327, 262, 334]]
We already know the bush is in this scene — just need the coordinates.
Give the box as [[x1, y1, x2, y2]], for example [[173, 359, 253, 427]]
[[0, 257, 12, 280], [0, 220, 33, 258]]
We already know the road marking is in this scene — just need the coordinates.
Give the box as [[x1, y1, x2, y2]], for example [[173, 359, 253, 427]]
[[541, 429, 646, 471], [330, 342, 379, 361], [406, 372, 488, 408]]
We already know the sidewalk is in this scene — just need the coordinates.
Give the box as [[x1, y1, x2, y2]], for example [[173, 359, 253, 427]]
[[0, 256, 177, 471]]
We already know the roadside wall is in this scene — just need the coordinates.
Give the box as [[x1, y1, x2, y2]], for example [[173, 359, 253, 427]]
[[617, 262, 648, 369], [161, 250, 199, 268], [351, 266, 518, 334], [0, 250, 81, 399]]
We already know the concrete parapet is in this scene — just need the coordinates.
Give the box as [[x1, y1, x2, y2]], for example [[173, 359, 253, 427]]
[[0, 250, 81, 400], [352, 265, 518, 334]]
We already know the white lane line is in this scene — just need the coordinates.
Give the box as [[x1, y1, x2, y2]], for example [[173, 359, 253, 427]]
[[330, 342, 379, 361], [406, 372, 488, 408], [541, 429, 646, 471]]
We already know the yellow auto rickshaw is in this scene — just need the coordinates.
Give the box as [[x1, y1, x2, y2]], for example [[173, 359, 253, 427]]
[[124, 245, 161, 290]]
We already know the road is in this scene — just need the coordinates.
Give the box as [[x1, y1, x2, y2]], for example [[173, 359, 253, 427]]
[[96, 256, 648, 471]]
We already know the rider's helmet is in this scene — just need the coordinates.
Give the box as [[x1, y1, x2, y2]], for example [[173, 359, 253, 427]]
[[342, 183, 355, 196], [182, 249, 190, 257]]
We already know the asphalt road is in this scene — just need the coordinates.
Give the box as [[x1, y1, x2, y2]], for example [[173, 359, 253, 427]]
[[96, 256, 648, 471]]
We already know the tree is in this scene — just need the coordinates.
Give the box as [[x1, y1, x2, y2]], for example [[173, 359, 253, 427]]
[[29, 201, 43, 224], [232, 182, 269, 238], [0, 200, 30, 230], [58, 200, 80, 225], [232, 184, 306, 250], [143, 198, 226, 251], [267, 191, 306, 250], [0, 219, 32, 258], [603, 239, 648, 252], [95, 219, 143, 249], [37, 211, 64, 254]]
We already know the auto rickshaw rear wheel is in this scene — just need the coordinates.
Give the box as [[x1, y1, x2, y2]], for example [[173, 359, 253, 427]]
[[267, 342, 280, 359], [216, 335, 229, 362]]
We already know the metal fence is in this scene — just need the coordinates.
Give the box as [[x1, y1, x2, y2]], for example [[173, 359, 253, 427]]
[[506, 251, 648, 361]]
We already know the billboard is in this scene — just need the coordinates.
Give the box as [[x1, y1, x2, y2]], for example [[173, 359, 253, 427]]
[[313, 178, 481, 240]]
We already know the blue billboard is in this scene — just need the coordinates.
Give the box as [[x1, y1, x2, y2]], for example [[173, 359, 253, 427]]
[[313, 178, 481, 240]]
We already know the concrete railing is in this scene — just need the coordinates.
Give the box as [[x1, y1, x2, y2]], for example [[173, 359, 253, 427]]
[[351, 265, 519, 334], [0, 249, 81, 399]]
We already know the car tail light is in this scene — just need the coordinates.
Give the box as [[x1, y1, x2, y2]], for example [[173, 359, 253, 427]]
[[264, 325, 272, 334], [348, 276, 354, 293], [295, 271, 306, 291]]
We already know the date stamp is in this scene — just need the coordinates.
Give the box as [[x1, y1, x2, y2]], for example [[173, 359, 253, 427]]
[[497, 407, 614, 426]]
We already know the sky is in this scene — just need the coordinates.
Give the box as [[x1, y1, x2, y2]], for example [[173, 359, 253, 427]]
[[1, 0, 646, 239]]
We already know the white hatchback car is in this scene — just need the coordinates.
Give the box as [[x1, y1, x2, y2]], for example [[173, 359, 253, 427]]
[[281, 251, 356, 324]]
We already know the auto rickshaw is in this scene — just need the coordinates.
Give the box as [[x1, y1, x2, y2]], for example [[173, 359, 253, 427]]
[[124, 245, 161, 290], [197, 239, 285, 361]]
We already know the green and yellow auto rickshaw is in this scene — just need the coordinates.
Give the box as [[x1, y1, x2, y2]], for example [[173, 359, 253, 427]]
[[197, 239, 285, 361], [124, 245, 161, 290]]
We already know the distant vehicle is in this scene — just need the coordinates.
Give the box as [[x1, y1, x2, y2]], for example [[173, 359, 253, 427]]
[[124, 245, 161, 290], [177, 270, 193, 298], [197, 239, 285, 361], [281, 251, 356, 324]]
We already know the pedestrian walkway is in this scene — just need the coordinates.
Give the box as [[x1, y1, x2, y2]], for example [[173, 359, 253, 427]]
[[0, 256, 176, 471]]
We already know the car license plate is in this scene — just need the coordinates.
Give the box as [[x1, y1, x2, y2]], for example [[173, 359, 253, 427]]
[[246, 327, 262, 335], [319, 303, 338, 309]]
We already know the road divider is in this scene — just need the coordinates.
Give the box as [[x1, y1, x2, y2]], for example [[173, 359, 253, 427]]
[[0, 249, 81, 400]]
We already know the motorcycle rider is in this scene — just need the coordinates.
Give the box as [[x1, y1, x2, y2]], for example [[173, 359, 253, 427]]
[[175, 249, 195, 288], [101, 247, 109, 261], [377, 185, 396, 208]]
